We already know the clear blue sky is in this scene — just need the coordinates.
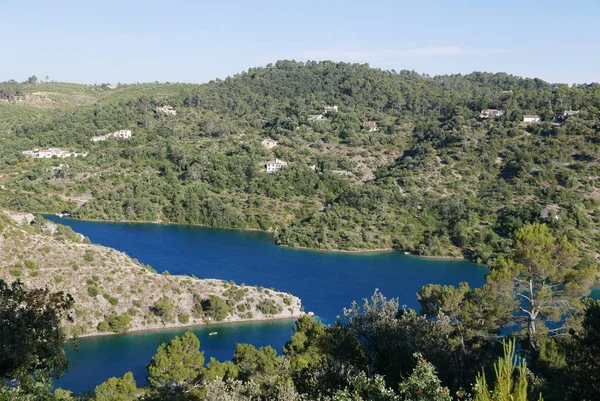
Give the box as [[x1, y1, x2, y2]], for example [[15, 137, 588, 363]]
[[1, 0, 598, 84]]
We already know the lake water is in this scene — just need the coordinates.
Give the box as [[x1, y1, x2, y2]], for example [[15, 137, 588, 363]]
[[45, 216, 488, 393]]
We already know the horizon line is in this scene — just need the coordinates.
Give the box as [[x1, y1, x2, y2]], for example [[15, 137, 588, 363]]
[[2, 60, 598, 87]]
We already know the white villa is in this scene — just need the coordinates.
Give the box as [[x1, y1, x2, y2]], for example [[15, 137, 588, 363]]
[[113, 129, 132, 138], [263, 159, 288, 173], [480, 109, 504, 119], [155, 105, 177, 115], [91, 134, 110, 142], [22, 148, 88, 159], [91, 129, 132, 142], [261, 138, 278, 149], [322, 105, 339, 113], [329, 170, 352, 176], [308, 114, 325, 121], [523, 115, 541, 123]]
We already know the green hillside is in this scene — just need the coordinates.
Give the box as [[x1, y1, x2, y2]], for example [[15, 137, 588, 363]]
[[1, 61, 599, 263]]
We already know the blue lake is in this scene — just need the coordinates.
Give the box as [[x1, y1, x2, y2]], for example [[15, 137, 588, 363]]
[[45, 216, 489, 393]]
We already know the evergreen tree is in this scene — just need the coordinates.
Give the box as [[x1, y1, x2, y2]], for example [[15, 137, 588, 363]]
[[147, 332, 204, 390], [489, 223, 595, 350], [474, 340, 543, 401]]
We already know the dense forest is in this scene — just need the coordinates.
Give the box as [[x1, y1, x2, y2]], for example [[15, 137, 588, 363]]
[[1, 61, 599, 263], [2, 223, 600, 400]]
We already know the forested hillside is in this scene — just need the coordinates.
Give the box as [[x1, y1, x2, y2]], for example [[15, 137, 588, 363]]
[[1, 61, 599, 263]]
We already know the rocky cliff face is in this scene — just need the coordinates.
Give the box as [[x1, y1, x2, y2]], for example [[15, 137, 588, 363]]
[[0, 212, 303, 337]]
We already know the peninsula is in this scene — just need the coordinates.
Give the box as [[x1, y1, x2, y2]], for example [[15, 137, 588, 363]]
[[0, 211, 303, 338]]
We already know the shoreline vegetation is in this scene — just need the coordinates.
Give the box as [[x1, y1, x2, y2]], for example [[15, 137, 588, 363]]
[[0, 211, 305, 339], [74, 312, 304, 340], [48, 214, 446, 257]]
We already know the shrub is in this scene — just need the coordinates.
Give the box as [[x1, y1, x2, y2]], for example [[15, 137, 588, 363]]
[[97, 321, 110, 332], [178, 313, 190, 324], [151, 296, 174, 323], [87, 285, 99, 298], [257, 299, 282, 315], [9, 266, 22, 277], [25, 260, 37, 270], [83, 250, 95, 262], [201, 295, 231, 321], [98, 313, 132, 332]]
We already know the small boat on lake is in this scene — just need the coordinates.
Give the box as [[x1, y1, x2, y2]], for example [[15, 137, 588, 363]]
[[209, 332, 218, 336]]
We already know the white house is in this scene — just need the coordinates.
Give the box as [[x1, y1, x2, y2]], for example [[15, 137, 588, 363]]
[[261, 138, 278, 149], [91, 130, 132, 142], [480, 109, 504, 119], [38, 149, 68, 158], [112, 130, 132, 139], [322, 105, 339, 113], [23, 148, 87, 159], [523, 115, 541, 123], [264, 159, 288, 173], [329, 170, 352, 176], [362, 121, 378, 132], [563, 110, 579, 117], [91, 134, 111, 142], [155, 105, 177, 115], [308, 114, 325, 121]]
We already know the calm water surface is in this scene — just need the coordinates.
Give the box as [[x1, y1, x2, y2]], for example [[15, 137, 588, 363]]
[[46, 217, 488, 393]]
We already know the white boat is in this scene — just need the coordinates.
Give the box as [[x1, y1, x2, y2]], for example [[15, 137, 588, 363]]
[[209, 332, 218, 336]]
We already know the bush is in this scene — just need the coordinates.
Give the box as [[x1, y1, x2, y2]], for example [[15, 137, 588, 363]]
[[83, 249, 95, 262], [87, 285, 99, 298], [201, 295, 231, 321], [257, 299, 282, 315], [178, 313, 190, 324], [151, 296, 174, 323], [9, 265, 22, 277], [98, 313, 132, 332], [25, 260, 37, 270]]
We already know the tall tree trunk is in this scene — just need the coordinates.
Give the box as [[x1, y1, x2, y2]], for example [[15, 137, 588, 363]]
[[528, 314, 538, 351]]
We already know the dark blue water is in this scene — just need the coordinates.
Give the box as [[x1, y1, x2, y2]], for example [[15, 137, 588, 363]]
[[46, 216, 488, 393]]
